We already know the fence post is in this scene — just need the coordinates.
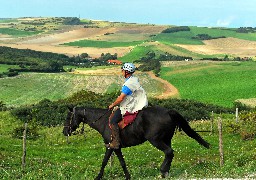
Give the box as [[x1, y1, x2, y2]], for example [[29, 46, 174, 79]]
[[22, 123, 27, 172], [218, 117, 224, 166], [210, 111, 214, 134], [235, 108, 239, 123]]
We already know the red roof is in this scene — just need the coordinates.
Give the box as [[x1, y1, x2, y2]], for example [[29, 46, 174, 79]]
[[107, 60, 123, 65]]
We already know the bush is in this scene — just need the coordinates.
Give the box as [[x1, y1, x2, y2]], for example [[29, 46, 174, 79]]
[[149, 98, 232, 121], [227, 110, 256, 140], [12, 124, 39, 140], [11, 90, 234, 126]]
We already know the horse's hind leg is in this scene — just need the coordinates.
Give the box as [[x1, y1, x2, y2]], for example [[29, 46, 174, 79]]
[[95, 148, 114, 180], [149, 140, 174, 178], [114, 149, 131, 180]]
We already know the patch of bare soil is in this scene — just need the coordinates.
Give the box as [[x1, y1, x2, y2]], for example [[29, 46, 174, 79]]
[[116, 25, 167, 34], [0, 43, 131, 58], [17, 27, 118, 45], [176, 37, 256, 57]]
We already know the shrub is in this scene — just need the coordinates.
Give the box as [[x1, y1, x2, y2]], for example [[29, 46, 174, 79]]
[[226, 110, 256, 140], [12, 124, 39, 140], [11, 90, 234, 126]]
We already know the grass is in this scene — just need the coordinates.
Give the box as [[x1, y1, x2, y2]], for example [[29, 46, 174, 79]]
[[160, 61, 256, 107], [0, 111, 255, 179], [153, 26, 256, 45], [0, 28, 42, 37], [119, 45, 155, 62], [0, 72, 164, 107], [62, 40, 143, 48], [0, 64, 19, 73], [0, 19, 18, 23]]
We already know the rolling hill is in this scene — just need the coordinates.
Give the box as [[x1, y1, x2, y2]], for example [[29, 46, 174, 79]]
[[1, 17, 256, 60]]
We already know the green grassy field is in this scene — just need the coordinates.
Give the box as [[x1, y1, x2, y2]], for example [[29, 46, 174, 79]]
[[0, 72, 163, 107], [153, 26, 256, 45], [120, 45, 155, 62], [62, 40, 144, 48], [0, 111, 255, 179], [0, 28, 41, 37], [161, 61, 256, 107], [0, 64, 19, 73]]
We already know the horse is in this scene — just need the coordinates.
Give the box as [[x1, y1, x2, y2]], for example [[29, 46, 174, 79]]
[[63, 106, 210, 180]]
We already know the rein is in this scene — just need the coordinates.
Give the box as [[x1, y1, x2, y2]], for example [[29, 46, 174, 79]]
[[90, 109, 111, 125]]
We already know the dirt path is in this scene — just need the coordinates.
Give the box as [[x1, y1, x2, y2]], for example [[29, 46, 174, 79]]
[[147, 71, 179, 99]]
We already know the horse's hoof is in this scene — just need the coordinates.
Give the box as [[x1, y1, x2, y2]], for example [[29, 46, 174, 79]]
[[161, 172, 169, 178]]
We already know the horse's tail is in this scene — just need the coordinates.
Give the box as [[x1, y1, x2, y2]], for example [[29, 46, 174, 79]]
[[169, 110, 210, 149]]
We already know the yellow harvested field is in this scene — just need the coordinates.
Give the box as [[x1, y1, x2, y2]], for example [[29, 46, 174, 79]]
[[176, 37, 256, 56]]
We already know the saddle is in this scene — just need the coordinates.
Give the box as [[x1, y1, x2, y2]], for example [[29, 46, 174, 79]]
[[109, 109, 138, 129]]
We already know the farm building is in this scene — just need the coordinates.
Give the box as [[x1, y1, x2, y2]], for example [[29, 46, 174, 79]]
[[107, 60, 122, 65]]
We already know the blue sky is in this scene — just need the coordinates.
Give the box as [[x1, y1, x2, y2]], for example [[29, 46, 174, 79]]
[[1, 0, 256, 28]]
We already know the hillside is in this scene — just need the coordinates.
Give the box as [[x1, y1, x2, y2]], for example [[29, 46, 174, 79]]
[[1, 17, 256, 60]]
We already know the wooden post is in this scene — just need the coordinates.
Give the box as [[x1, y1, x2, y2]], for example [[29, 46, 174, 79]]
[[22, 123, 28, 171], [210, 111, 214, 134], [218, 117, 224, 166], [235, 108, 239, 123]]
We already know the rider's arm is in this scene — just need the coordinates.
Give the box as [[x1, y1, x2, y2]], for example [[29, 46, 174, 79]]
[[109, 93, 126, 109], [109, 86, 132, 109]]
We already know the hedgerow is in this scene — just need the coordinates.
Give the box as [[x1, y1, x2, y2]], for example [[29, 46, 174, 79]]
[[10, 90, 237, 126]]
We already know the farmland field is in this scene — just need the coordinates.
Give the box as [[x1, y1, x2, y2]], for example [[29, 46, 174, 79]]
[[161, 61, 256, 107], [62, 40, 144, 48], [0, 71, 164, 107], [0, 28, 41, 37]]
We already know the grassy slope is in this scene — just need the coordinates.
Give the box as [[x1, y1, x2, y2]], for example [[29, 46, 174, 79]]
[[0, 111, 255, 179], [0, 28, 42, 37], [161, 61, 256, 107], [0, 72, 163, 107]]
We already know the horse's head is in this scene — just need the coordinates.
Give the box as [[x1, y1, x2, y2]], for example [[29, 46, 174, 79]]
[[63, 107, 84, 136]]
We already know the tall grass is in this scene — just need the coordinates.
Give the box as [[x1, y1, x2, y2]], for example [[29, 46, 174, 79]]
[[161, 61, 256, 107]]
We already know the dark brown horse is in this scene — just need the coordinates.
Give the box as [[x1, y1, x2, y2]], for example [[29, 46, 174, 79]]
[[63, 106, 210, 180]]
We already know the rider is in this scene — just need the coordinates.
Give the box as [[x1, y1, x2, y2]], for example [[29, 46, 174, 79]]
[[108, 62, 148, 149]]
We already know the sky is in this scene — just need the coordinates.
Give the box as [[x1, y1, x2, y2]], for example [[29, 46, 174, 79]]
[[1, 0, 256, 28]]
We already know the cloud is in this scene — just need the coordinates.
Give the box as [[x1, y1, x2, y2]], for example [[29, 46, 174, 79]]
[[216, 16, 236, 27]]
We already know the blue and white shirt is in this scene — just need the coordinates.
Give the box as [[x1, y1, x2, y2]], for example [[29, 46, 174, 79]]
[[120, 76, 148, 115]]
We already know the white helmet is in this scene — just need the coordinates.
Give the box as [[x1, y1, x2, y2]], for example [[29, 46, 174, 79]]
[[122, 63, 136, 73]]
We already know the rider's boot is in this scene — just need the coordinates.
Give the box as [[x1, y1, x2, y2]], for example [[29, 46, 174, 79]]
[[109, 124, 120, 149]]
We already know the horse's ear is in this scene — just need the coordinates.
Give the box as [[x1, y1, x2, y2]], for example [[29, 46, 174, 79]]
[[68, 107, 73, 112]]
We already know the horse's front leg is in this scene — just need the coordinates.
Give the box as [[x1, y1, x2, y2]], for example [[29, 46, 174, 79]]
[[114, 148, 131, 180], [95, 148, 114, 180]]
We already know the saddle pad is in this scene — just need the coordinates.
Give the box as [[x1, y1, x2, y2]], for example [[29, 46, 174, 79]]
[[109, 111, 138, 129], [119, 111, 138, 129]]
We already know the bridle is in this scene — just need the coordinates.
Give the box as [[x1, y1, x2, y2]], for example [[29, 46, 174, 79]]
[[64, 108, 111, 135], [64, 108, 85, 136]]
